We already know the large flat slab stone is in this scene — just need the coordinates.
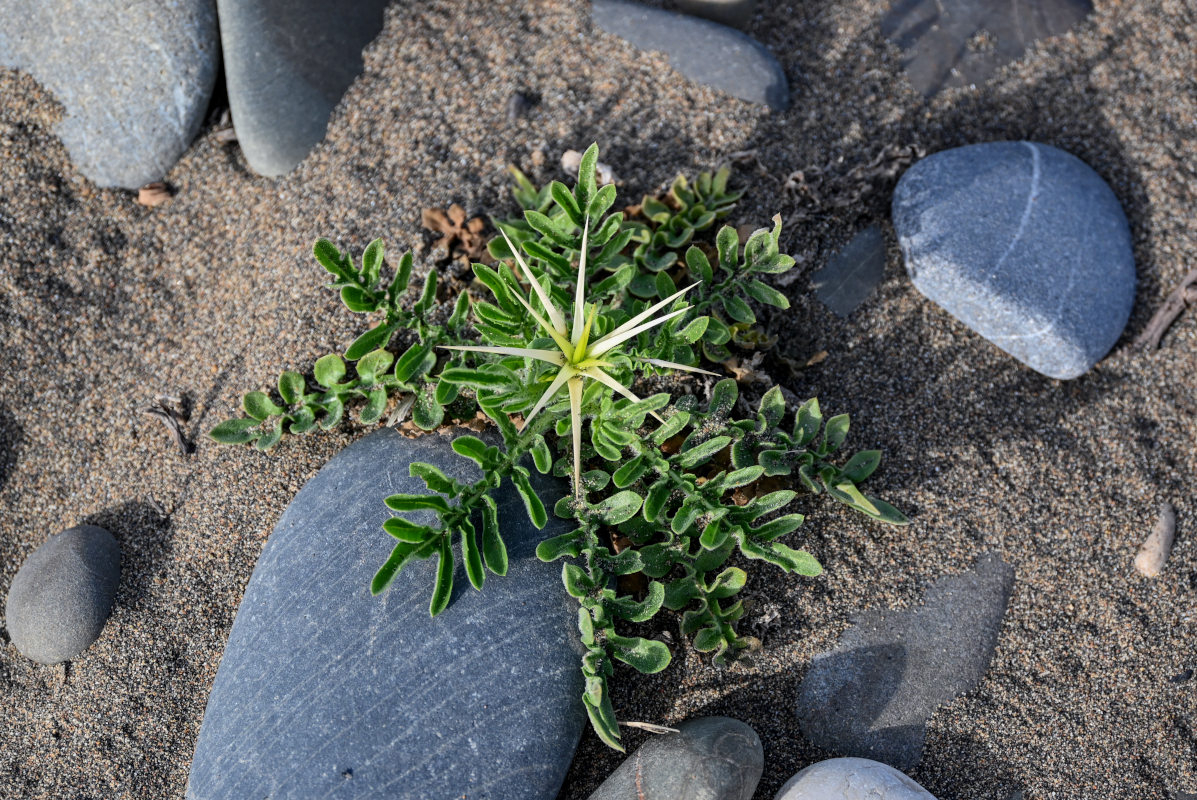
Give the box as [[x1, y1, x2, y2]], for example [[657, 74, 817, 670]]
[[187, 427, 584, 799], [796, 553, 1013, 770], [0, 0, 219, 188], [893, 141, 1135, 379], [592, 0, 789, 110]]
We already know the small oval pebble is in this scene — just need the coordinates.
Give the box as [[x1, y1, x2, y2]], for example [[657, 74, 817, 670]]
[[4, 525, 122, 664], [588, 716, 763, 800], [1134, 501, 1176, 577], [774, 757, 938, 800]]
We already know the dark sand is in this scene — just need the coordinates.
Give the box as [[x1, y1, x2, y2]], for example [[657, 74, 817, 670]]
[[1, 1, 1194, 797]]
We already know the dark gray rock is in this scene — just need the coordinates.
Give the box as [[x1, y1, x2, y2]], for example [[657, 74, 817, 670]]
[[892, 141, 1135, 380], [0, 0, 219, 189], [4, 525, 121, 664], [592, 0, 789, 111], [187, 428, 584, 799], [774, 757, 937, 799], [881, 0, 1093, 97], [588, 717, 763, 800], [813, 226, 887, 318], [676, 0, 757, 29], [217, 0, 391, 176], [796, 553, 1013, 770]]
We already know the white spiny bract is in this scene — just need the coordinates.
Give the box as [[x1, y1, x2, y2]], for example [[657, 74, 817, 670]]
[[442, 219, 715, 500]]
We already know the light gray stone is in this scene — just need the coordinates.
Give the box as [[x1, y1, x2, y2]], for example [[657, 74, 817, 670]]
[[893, 141, 1135, 379], [813, 226, 886, 318], [588, 717, 763, 800], [676, 0, 757, 29], [4, 525, 121, 664], [592, 0, 789, 110], [774, 757, 938, 800], [217, 0, 391, 176], [0, 0, 218, 188], [796, 553, 1013, 770], [187, 428, 584, 799]]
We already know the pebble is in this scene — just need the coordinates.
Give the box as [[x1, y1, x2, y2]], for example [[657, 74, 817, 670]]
[[588, 717, 763, 800], [774, 757, 938, 799], [676, 0, 757, 29], [216, 0, 391, 176], [1134, 501, 1176, 577], [880, 0, 1093, 96], [4, 525, 122, 664], [892, 141, 1135, 380], [186, 428, 584, 799], [796, 553, 1013, 770], [0, 0, 219, 188], [591, 0, 789, 111], [813, 226, 886, 318]]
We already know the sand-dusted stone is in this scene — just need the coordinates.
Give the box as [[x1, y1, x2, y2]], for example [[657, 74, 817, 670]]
[[187, 428, 584, 799], [676, 0, 757, 29], [0, 0, 218, 188], [591, 0, 789, 110], [774, 757, 938, 799], [881, 0, 1093, 96], [814, 226, 886, 318], [4, 525, 121, 664], [588, 717, 763, 800], [217, 0, 391, 176], [796, 553, 1013, 770], [893, 141, 1135, 380]]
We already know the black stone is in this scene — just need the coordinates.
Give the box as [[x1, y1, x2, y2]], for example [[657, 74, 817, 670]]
[[880, 0, 1093, 97], [588, 717, 763, 800], [4, 525, 121, 664], [217, 0, 391, 176], [813, 226, 887, 318], [796, 553, 1014, 770], [187, 428, 585, 799], [592, 0, 789, 111]]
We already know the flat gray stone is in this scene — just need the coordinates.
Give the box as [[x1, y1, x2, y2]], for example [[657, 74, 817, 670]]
[[676, 0, 757, 29], [592, 0, 789, 110], [796, 553, 1013, 770], [187, 428, 584, 799], [0, 0, 218, 188], [4, 525, 121, 664], [880, 0, 1093, 97], [774, 757, 938, 799], [588, 717, 763, 800], [893, 141, 1135, 380], [813, 226, 886, 318], [217, 0, 390, 176]]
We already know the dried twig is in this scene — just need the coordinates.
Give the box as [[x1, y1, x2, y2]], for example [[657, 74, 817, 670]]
[[1135, 267, 1197, 350], [143, 394, 193, 455], [618, 721, 680, 735]]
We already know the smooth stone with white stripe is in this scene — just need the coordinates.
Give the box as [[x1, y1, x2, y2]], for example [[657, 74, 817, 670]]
[[893, 141, 1135, 379], [774, 757, 938, 799], [186, 428, 583, 799]]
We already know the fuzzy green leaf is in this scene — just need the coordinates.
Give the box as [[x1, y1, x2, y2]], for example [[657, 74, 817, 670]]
[[370, 541, 416, 595], [410, 462, 454, 494], [595, 490, 644, 524], [563, 563, 594, 598], [824, 413, 850, 452], [313, 354, 347, 388], [340, 286, 376, 313], [208, 417, 260, 444], [429, 535, 454, 616], [394, 343, 434, 383], [531, 435, 552, 474], [461, 517, 485, 591], [313, 238, 348, 276], [361, 238, 384, 288], [385, 494, 450, 513], [512, 468, 548, 529], [537, 529, 583, 561], [721, 294, 756, 324], [757, 386, 785, 428], [243, 391, 283, 421], [744, 278, 790, 309], [840, 449, 882, 483], [451, 435, 490, 466], [412, 385, 444, 430], [359, 388, 388, 425], [278, 371, 305, 405], [674, 436, 731, 469], [356, 349, 395, 382], [607, 581, 665, 622], [643, 480, 672, 523], [383, 517, 434, 543], [388, 250, 414, 297], [609, 634, 671, 674], [345, 324, 395, 360], [480, 495, 508, 574]]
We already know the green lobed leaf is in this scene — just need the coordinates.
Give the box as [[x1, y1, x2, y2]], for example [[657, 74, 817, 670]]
[[388, 250, 414, 298], [840, 449, 882, 483], [385, 494, 450, 513], [674, 435, 731, 470], [359, 388, 388, 425], [562, 563, 594, 598], [383, 517, 434, 543], [537, 529, 583, 561], [744, 278, 790, 309], [370, 541, 417, 595], [278, 371, 305, 405], [356, 349, 395, 382], [461, 517, 485, 591], [243, 391, 284, 421], [361, 238, 384, 288], [345, 324, 396, 361], [340, 286, 377, 313], [606, 581, 665, 622], [480, 495, 509, 574], [412, 385, 445, 430], [394, 343, 434, 383], [595, 490, 644, 524], [313, 238, 349, 277], [823, 413, 850, 452], [313, 354, 347, 388], [450, 435, 490, 466], [722, 293, 756, 324], [410, 462, 454, 494], [608, 634, 671, 674], [511, 468, 548, 529]]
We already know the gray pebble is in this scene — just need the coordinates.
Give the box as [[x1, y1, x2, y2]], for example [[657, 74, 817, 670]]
[[893, 141, 1135, 379], [4, 525, 121, 664], [217, 0, 390, 176], [813, 226, 887, 318], [774, 757, 938, 799], [796, 553, 1013, 770], [588, 717, 763, 800], [591, 0, 789, 110], [0, 0, 219, 188], [676, 0, 757, 29], [187, 428, 584, 799]]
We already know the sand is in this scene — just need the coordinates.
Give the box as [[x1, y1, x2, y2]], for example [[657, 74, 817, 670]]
[[0, 0, 1194, 797]]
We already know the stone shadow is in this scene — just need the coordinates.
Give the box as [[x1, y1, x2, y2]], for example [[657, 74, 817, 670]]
[[0, 402, 21, 494], [82, 500, 173, 613]]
